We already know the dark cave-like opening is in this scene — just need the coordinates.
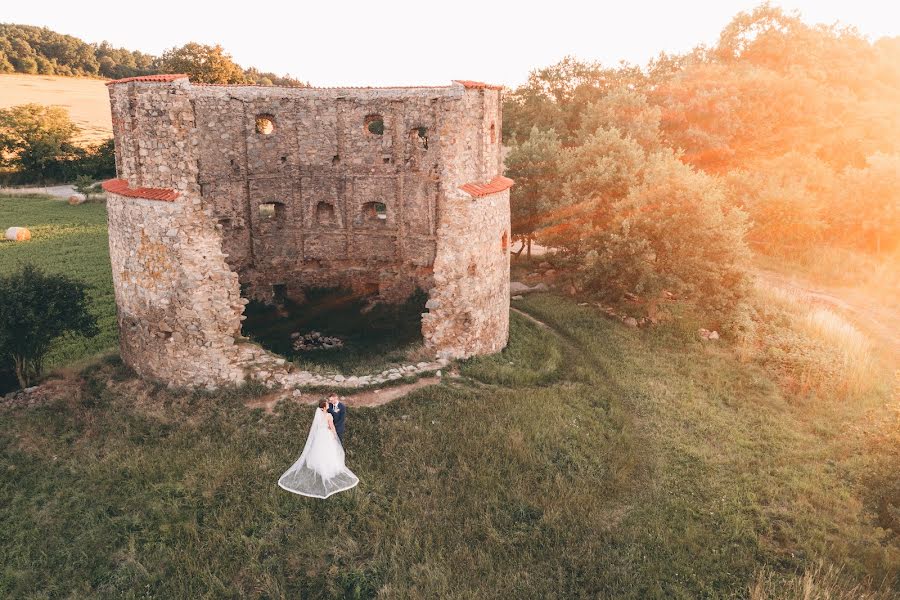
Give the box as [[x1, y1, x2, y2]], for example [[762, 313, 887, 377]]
[[241, 287, 428, 372]]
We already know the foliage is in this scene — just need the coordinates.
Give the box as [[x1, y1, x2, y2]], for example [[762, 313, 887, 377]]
[[0, 295, 895, 597], [576, 151, 752, 326], [72, 175, 102, 201], [0, 104, 115, 184], [504, 127, 562, 256], [576, 86, 663, 150], [503, 5, 900, 260], [0, 195, 116, 391], [0, 23, 308, 86], [502, 55, 647, 145], [0, 263, 98, 387], [0, 103, 79, 173], [832, 153, 900, 253], [158, 42, 249, 84], [0, 23, 102, 76]]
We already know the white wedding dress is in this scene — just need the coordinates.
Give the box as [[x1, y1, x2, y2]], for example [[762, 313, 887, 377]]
[[278, 408, 359, 499]]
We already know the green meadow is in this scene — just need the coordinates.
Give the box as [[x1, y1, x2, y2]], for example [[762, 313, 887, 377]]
[[0, 196, 897, 598]]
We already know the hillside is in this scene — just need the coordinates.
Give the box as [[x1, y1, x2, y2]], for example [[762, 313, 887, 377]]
[[0, 23, 306, 86], [1, 294, 897, 598], [0, 194, 897, 597], [0, 73, 111, 144]]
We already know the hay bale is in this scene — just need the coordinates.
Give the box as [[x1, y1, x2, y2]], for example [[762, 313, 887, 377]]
[[68, 195, 85, 206], [4, 227, 31, 241]]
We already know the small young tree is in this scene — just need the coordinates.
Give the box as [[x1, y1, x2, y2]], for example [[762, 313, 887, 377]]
[[72, 175, 99, 201], [0, 264, 98, 388]]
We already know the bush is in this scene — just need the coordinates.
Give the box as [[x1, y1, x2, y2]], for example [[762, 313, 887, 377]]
[[0, 264, 99, 388], [73, 175, 104, 201], [576, 151, 752, 328], [0, 103, 115, 184]]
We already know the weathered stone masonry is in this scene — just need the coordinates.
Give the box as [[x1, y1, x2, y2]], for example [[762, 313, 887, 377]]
[[102, 74, 512, 389]]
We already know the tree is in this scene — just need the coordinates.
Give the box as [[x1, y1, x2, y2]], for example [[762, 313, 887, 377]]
[[529, 128, 648, 254], [577, 151, 751, 327], [833, 153, 900, 253], [503, 56, 647, 144], [505, 127, 562, 258], [0, 264, 98, 388], [159, 43, 248, 84], [577, 87, 663, 151], [73, 175, 101, 201], [725, 153, 832, 254], [0, 104, 80, 175]]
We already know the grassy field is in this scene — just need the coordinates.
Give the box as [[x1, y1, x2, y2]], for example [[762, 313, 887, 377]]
[[0, 196, 897, 597], [1, 294, 897, 597], [0, 195, 117, 383], [0, 74, 112, 145]]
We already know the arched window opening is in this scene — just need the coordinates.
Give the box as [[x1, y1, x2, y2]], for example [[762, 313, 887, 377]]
[[359, 201, 387, 225], [316, 201, 336, 226], [365, 114, 385, 135], [412, 126, 428, 150], [259, 201, 285, 222], [501, 230, 508, 254], [256, 115, 275, 135], [489, 122, 496, 144]]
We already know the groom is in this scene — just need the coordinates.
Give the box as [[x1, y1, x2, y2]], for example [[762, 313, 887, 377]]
[[327, 393, 347, 445]]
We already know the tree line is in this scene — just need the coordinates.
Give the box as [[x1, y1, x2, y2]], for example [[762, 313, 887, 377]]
[[0, 23, 307, 86], [505, 4, 900, 331], [0, 104, 115, 185]]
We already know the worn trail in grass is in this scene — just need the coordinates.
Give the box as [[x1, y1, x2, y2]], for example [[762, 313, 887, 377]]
[[2, 294, 897, 598]]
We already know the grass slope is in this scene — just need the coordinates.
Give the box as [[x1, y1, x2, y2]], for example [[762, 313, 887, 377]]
[[0, 74, 112, 145], [0, 195, 117, 373], [1, 295, 896, 598]]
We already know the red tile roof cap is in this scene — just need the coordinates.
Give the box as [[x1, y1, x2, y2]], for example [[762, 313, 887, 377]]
[[459, 175, 514, 198], [453, 80, 504, 91], [106, 74, 189, 86], [101, 178, 179, 202]]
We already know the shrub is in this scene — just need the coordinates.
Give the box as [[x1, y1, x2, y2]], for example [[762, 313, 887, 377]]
[[0, 264, 99, 388], [576, 151, 752, 328], [73, 175, 103, 201]]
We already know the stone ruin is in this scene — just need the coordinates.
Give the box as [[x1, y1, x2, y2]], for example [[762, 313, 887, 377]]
[[101, 74, 512, 389]]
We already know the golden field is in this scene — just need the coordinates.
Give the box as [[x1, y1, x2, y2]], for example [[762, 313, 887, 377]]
[[0, 73, 112, 144]]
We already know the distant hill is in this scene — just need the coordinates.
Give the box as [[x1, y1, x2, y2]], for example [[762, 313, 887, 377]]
[[0, 23, 306, 86]]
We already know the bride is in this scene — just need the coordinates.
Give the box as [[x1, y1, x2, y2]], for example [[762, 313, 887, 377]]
[[278, 400, 359, 499]]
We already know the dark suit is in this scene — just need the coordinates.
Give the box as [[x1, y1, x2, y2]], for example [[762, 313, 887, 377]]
[[328, 401, 346, 444]]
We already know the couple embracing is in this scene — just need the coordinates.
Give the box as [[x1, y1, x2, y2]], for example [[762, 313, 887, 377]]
[[278, 393, 359, 499]]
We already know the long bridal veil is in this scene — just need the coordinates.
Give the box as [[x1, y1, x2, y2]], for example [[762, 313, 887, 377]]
[[278, 408, 359, 499]]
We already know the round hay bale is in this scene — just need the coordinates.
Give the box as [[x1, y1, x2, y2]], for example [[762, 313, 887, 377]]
[[68, 195, 85, 206], [4, 227, 31, 242]]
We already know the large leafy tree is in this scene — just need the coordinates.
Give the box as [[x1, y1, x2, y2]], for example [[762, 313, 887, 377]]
[[505, 127, 563, 258], [578, 151, 751, 325], [503, 56, 646, 144], [159, 43, 248, 84], [0, 103, 80, 174], [0, 265, 98, 388], [833, 153, 900, 253]]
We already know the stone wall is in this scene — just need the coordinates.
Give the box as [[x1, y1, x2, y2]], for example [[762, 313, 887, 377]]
[[103, 75, 511, 389]]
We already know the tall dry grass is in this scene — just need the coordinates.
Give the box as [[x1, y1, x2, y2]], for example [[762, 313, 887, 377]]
[[750, 562, 895, 600], [752, 280, 883, 399]]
